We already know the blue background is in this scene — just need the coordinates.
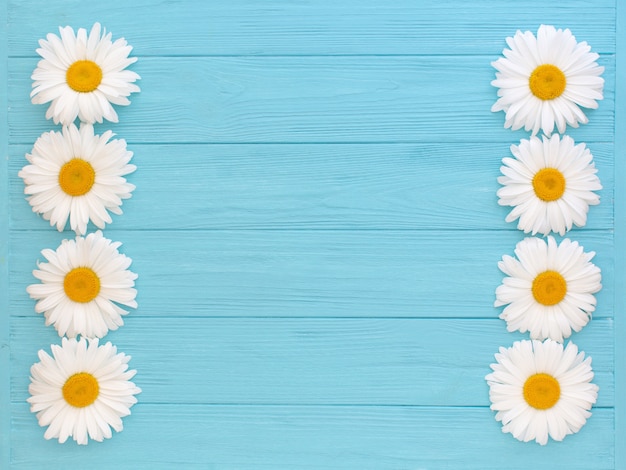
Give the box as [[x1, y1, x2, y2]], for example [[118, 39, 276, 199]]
[[1, 1, 624, 468]]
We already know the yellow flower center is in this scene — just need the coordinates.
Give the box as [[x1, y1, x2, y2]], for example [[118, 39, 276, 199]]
[[64, 267, 101, 303], [532, 168, 566, 202], [529, 64, 566, 100], [532, 270, 567, 306], [66, 60, 103, 93], [58, 158, 95, 196], [523, 373, 561, 410], [62, 372, 100, 408]]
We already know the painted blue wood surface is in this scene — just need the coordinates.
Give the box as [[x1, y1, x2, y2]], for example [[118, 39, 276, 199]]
[[1, 1, 623, 468], [0, 5, 10, 469]]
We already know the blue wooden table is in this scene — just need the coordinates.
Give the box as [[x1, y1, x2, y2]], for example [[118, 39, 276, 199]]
[[1, 1, 624, 468]]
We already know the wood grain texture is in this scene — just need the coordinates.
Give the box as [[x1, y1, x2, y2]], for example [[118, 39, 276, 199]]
[[10, 317, 614, 407], [7, 230, 615, 319], [8, 405, 615, 470], [0, 3, 11, 468], [6, 0, 616, 56], [612, 1, 626, 465], [7, 56, 615, 144], [8, 142, 615, 230], [3, 0, 622, 468]]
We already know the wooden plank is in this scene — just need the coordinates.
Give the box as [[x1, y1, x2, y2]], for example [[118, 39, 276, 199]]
[[10, 317, 614, 407], [4, 1, 620, 467], [9, 404, 614, 469], [0, 4, 10, 468], [7, 0, 616, 56], [613, 1, 626, 467], [7, 230, 615, 319], [8, 143, 615, 231], [7, 56, 615, 144]]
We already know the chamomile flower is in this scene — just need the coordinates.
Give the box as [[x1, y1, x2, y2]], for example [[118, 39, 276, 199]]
[[491, 24, 604, 136], [31, 22, 140, 125], [18, 123, 135, 235], [28, 337, 141, 445], [498, 134, 601, 236], [495, 236, 601, 342], [486, 339, 598, 445], [27, 231, 138, 339]]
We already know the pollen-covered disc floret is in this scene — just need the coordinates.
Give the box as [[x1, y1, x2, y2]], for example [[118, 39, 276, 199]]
[[486, 339, 598, 445], [495, 236, 601, 342], [27, 231, 138, 339], [491, 24, 604, 136], [31, 22, 140, 125], [18, 123, 135, 235], [497, 134, 601, 236], [27, 337, 141, 445]]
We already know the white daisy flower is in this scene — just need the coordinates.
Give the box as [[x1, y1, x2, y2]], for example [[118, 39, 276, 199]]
[[491, 24, 604, 136], [31, 22, 140, 125], [498, 134, 602, 236], [27, 231, 138, 339], [28, 337, 141, 445], [18, 123, 136, 235], [495, 236, 601, 342], [486, 339, 598, 445]]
